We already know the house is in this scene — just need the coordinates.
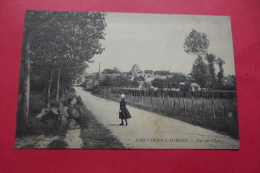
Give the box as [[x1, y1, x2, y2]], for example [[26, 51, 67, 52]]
[[144, 77, 155, 85], [179, 82, 185, 86], [179, 82, 201, 92], [190, 82, 201, 92]]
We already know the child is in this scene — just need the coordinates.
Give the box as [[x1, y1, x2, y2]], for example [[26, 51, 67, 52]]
[[119, 94, 131, 126]]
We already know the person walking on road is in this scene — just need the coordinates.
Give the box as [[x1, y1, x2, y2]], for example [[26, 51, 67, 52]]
[[119, 94, 131, 126]]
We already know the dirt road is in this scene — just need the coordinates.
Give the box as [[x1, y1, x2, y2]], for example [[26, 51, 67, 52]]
[[75, 87, 239, 149]]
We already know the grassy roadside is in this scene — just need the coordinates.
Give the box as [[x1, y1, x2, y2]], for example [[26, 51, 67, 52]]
[[16, 89, 125, 149], [16, 93, 68, 148], [93, 92, 239, 140], [16, 93, 67, 137], [77, 100, 125, 149]]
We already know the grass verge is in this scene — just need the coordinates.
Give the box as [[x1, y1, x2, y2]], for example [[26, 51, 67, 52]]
[[76, 100, 125, 149], [47, 139, 68, 149]]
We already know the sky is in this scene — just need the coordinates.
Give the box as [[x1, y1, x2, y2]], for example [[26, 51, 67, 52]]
[[86, 12, 236, 76]]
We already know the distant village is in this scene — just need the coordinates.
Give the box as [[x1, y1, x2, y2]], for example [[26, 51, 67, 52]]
[[80, 64, 235, 92]]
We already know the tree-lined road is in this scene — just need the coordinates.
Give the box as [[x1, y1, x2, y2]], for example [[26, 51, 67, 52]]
[[75, 86, 239, 149]]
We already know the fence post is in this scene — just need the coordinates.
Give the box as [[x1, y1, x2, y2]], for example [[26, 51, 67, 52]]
[[167, 95, 170, 110], [142, 94, 143, 103], [211, 96, 216, 118], [191, 96, 195, 112], [183, 98, 186, 113], [202, 100, 205, 115], [178, 96, 181, 109], [173, 95, 176, 112]]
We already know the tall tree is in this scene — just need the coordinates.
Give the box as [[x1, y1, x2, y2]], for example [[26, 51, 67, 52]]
[[183, 29, 210, 57], [205, 53, 216, 88], [216, 57, 225, 84], [30, 11, 106, 104], [191, 56, 211, 88], [130, 77, 139, 88], [183, 29, 212, 88], [20, 11, 106, 127], [19, 11, 57, 127]]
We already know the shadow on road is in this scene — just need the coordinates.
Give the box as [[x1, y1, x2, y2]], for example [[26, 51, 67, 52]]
[[107, 124, 123, 127]]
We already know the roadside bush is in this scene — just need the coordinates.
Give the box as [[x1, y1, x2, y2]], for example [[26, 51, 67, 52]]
[[68, 87, 76, 93], [16, 117, 66, 137], [16, 87, 78, 137], [92, 89, 99, 94], [29, 93, 45, 117]]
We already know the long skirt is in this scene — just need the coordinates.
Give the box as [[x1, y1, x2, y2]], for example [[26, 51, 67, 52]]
[[119, 108, 131, 119]]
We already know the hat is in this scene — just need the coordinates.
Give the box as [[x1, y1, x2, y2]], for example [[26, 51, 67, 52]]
[[120, 94, 125, 99]]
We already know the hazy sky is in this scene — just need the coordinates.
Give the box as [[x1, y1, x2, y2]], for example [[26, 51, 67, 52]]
[[86, 12, 235, 75]]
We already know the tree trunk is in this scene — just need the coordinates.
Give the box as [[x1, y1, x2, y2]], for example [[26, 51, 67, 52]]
[[19, 32, 31, 127], [56, 67, 61, 101], [45, 67, 53, 108], [18, 12, 57, 128], [61, 76, 64, 98]]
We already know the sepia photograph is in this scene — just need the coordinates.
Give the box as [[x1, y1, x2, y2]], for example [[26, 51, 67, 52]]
[[15, 10, 239, 149]]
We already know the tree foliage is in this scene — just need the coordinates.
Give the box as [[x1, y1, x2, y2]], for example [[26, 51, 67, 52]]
[[168, 73, 187, 88], [151, 73, 188, 89], [138, 76, 145, 81], [205, 53, 216, 87], [154, 70, 171, 76], [29, 11, 106, 89], [216, 57, 225, 84], [19, 10, 107, 126], [99, 75, 133, 88], [19, 10, 58, 127], [151, 78, 166, 89], [99, 76, 113, 86], [102, 67, 121, 74], [191, 56, 211, 88], [183, 29, 210, 56]]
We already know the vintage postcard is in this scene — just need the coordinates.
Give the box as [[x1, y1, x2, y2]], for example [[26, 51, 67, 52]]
[[16, 10, 239, 149]]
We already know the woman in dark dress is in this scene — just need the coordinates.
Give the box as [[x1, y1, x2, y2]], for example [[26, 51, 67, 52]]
[[119, 94, 131, 126]]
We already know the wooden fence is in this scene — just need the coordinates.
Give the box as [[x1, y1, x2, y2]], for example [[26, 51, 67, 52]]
[[98, 86, 236, 99], [98, 87, 238, 120], [96, 86, 239, 138]]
